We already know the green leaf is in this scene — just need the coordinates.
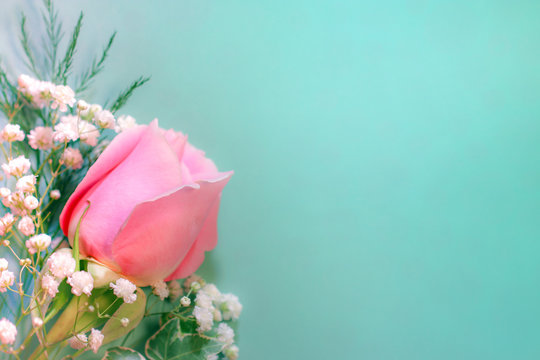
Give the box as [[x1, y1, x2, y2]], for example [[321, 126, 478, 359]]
[[46, 287, 121, 345], [102, 346, 146, 360], [102, 288, 146, 344], [145, 318, 222, 360], [109, 76, 150, 113]]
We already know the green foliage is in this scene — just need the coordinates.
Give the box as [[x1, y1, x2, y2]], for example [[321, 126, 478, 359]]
[[110, 76, 150, 113], [102, 288, 146, 344], [145, 318, 223, 360], [102, 347, 146, 360], [46, 287, 123, 344], [19, 14, 41, 78], [42, 0, 63, 75], [77, 32, 117, 93], [55, 12, 83, 83]]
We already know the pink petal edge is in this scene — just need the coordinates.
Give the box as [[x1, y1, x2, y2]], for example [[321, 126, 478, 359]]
[[111, 171, 233, 286]]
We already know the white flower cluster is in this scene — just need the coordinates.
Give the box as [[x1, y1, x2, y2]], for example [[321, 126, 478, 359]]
[[0, 258, 14, 293], [18, 74, 75, 112], [43, 250, 94, 298], [110, 278, 137, 303], [0, 318, 17, 345], [12, 75, 139, 175], [190, 282, 242, 359], [68, 328, 104, 353], [152, 279, 170, 300]]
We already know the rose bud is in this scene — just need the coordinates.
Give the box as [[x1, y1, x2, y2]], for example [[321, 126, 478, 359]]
[[60, 120, 232, 286]]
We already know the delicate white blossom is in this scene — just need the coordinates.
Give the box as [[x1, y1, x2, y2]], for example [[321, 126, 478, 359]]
[[28, 126, 54, 150], [0, 213, 15, 235], [50, 85, 76, 112], [41, 274, 60, 297], [67, 271, 94, 296], [202, 284, 222, 302], [184, 274, 204, 292], [214, 308, 223, 322], [0, 188, 10, 198], [93, 109, 115, 129], [77, 99, 90, 112], [18, 216, 36, 236], [110, 278, 137, 304], [16, 175, 36, 193], [196, 291, 214, 310], [78, 120, 99, 146], [193, 306, 214, 332], [217, 323, 235, 346], [121, 317, 130, 327], [168, 280, 183, 301], [2, 156, 31, 177], [24, 195, 39, 210], [50, 189, 61, 200], [115, 115, 137, 132], [61, 147, 83, 169], [0, 258, 8, 272], [0, 270, 15, 292], [68, 333, 87, 350], [18, 75, 54, 108], [180, 296, 191, 307], [88, 328, 104, 353], [218, 294, 243, 321], [53, 115, 79, 142], [0, 318, 17, 345], [152, 280, 169, 300], [0, 124, 25, 142], [26, 234, 51, 254], [224, 345, 239, 360], [47, 251, 76, 279], [32, 317, 43, 328]]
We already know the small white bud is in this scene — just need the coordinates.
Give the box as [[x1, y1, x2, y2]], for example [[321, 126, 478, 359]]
[[120, 317, 129, 327], [23, 195, 39, 210], [32, 317, 43, 328], [180, 296, 191, 307], [0, 188, 10, 198], [190, 281, 201, 291], [50, 189, 61, 200]]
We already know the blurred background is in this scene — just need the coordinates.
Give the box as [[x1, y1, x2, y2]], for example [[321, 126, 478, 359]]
[[2, 0, 540, 359]]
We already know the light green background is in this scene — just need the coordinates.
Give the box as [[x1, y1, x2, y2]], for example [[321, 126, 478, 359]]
[[2, 1, 540, 359]]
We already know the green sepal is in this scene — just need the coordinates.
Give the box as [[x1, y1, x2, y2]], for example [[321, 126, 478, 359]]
[[73, 201, 91, 272]]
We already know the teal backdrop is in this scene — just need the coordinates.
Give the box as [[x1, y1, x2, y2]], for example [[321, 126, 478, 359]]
[[2, 1, 540, 359]]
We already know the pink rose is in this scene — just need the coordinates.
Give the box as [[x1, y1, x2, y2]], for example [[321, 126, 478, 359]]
[[60, 120, 232, 286]]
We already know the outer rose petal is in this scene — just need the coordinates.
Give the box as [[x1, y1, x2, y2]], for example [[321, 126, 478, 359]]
[[112, 172, 232, 286], [165, 196, 221, 281], [63, 121, 185, 269], [60, 125, 146, 233]]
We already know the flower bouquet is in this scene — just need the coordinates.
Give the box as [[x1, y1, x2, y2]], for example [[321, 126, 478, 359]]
[[0, 1, 241, 359]]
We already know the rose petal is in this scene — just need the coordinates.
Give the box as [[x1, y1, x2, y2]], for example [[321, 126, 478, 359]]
[[112, 172, 232, 286], [164, 195, 221, 281], [64, 121, 186, 267], [60, 125, 146, 235], [182, 142, 220, 182]]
